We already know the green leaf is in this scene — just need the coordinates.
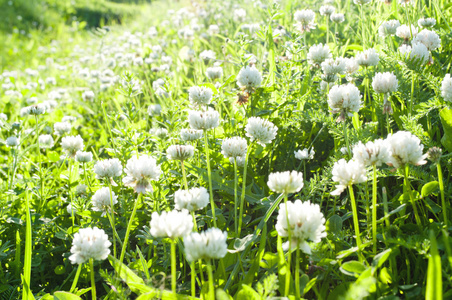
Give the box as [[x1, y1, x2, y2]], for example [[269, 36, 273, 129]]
[[326, 215, 342, 234], [421, 181, 439, 198], [54, 291, 82, 300], [372, 249, 392, 269], [236, 285, 261, 300], [440, 107, 452, 152], [340, 261, 367, 277]]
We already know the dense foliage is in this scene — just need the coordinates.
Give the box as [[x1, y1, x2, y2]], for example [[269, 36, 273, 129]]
[[1, 0, 452, 299]]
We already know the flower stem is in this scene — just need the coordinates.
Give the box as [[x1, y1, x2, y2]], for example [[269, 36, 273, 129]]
[[171, 241, 177, 293], [295, 247, 301, 299], [204, 132, 217, 227], [372, 165, 378, 255], [206, 259, 215, 299], [437, 162, 447, 227], [284, 193, 292, 297], [119, 193, 141, 268], [234, 159, 238, 234], [68, 159, 75, 227], [348, 185, 363, 261], [69, 264, 82, 293], [238, 145, 251, 236], [181, 160, 189, 190], [90, 258, 96, 300], [404, 165, 422, 226], [107, 181, 118, 258], [190, 261, 196, 297], [343, 121, 350, 157]]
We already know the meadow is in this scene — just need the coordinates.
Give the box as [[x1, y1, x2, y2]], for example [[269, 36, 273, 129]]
[[1, 0, 452, 299]]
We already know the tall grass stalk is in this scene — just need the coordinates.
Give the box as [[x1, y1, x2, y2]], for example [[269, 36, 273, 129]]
[[238, 145, 252, 236], [372, 165, 378, 254], [119, 193, 142, 268], [171, 241, 177, 293], [203, 131, 217, 227], [436, 162, 447, 227], [22, 191, 32, 300], [89, 258, 96, 300], [403, 165, 422, 226], [348, 185, 363, 261]]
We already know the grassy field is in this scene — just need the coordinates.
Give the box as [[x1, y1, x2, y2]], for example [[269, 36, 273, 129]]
[[1, 0, 452, 299]]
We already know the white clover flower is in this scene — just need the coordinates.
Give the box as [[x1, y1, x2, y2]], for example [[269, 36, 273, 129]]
[[20, 106, 31, 117], [232, 156, 246, 167], [320, 5, 335, 16], [237, 65, 262, 90], [206, 66, 223, 80], [321, 57, 346, 77], [67, 203, 76, 215], [330, 13, 345, 23], [183, 228, 228, 262], [93, 158, 123, 179], [29, 104, 46, 115], [167, 145, 195, 161], [76, 151, 93, 163], [372, 72, 398, 94], [385, 131, 427, 168], [307, 44, 332, 66], [356, 49, 379, 67], [398, 43, 429, 64], [188, 109, 220, 131], [69, 227, 111, 264], [75, 184, 87, 195], [180, 128, 203, 141], [91, 187, 118, 215], [441, 74, 452, 102], [6, 136, 19, 147], [379, 20, 401, 37], [221, 137, 247, 159], [245, 117, 277, 146], [174, 187, 209, 211], [412, 29, 441, 51], [208, 24, 220, 35], [150, 209, 193, 239], [328, 83, 362, 121], [200, 50, 216, 63], [396, 24, 418, 41], [82, 90, 95, 101], [418, 18, 436, 28], [276, 200, 326, 254], [38, 134, 54, 148], [123, 155, 161, 193], [188, 86, 213, 106], [331, 159, 367, 196], [344, 57, 359, 77], [54, 122, 72, 136], [234, 8, 247, 22], [352, 139, 392, 167], [152, 128, 168, 138], [61, 135, 84, 157], [294, 9, 316, 33], [148, 104, 162, 116], [62, 116, 76, 123], [295, 148, 315, 160], [268, 171, 304, 194]]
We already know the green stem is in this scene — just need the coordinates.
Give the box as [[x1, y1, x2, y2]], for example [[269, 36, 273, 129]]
[[22, 191, 32, 300], [190, 261, 196, 297], [343, 121, 350, 157], [69, 159, 75, 228], [107, 181, 117, 258], [181, 161, 189, 190], [238, 145, 251, 236], [206, 259, 215, 299], [437, 163, 447, 227], [204, 132, 217, 227], [119, 193, 141, 268], [90, 258, 96, 300], [284, 193, 292, 297], [295, 247, 301, 299], [234, 159, 238, 234], [372, 165, 378, 255], [404, 165, 422, 226], [69, 264, 82, 293], [348, 185, 363, 261], [171, 241, 177, 293]]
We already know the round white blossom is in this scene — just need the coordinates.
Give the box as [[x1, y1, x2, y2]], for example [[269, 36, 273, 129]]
[[441, 74, 452, 102], [418, 18, 436, 28], [6, 136, 19, 147], [275, 200, 326, 254], [379, 20, 400, 37], [398, 43, 429, 64], [166, 145, 195, 161], [237, 65, 262, 90], [245, 117, 278, 145], [69, 227, 111, 264], [331, 159, 368, 196], [295, 148, 315, 160], [385, 131, 427, 168], [38, 134, 54, 148], [93, 158, 123, 179], [91, 187, 118, 215], [321, 57, 346, 76], [61, 135, 84, 157], [352, 139, 392, 167], [188, 86, 213, 106], [307, 44, 332, 65], [200, 50, 216, 62], [188, 109, 220, 131], [148, 104, 162, 116], [396, 24, 418, 40], [328, 84, 362, 120], [150, 209, 193, 239], [221, 137, 247, 159], [372, 72, 398, 94], [206, 66, 223, 80], [268, 171, 304, 194], [174, 187, 209, 211], [54, 122, 72, 136], [412, 29, 441, 51], [356, 48, 380, 67], [320, 5, 335, 16], [183, 228, 228, 262], [330, 13, 345, 23], [123, 155, 161, 193], [82, 90, 95, 101], [180, 128, 203, 141]]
